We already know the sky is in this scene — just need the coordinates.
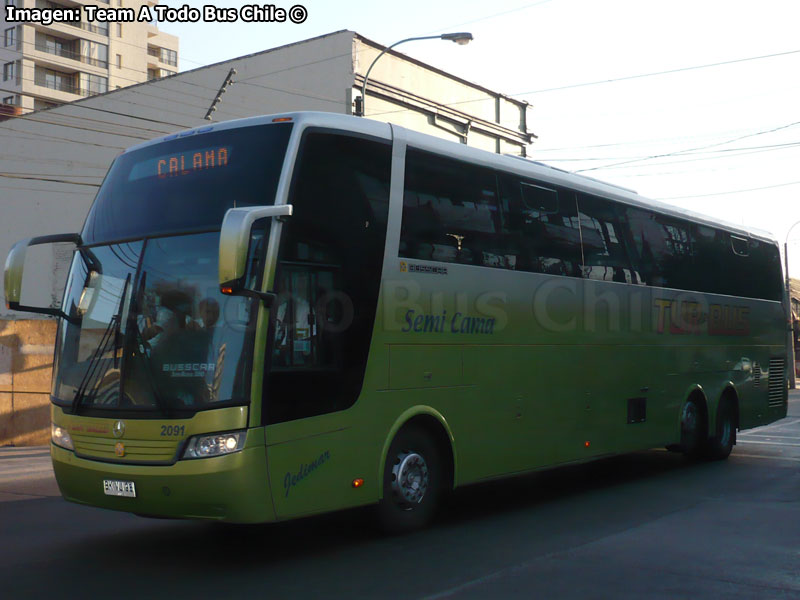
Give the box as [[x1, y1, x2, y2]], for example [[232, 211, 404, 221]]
[[159, 0, 800, 274]]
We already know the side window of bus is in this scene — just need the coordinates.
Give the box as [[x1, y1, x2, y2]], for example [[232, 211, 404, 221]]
[[621, 206, 694, 290], [747, 240, 783, 301], [690, 225, 736, 295], [265, 131, 391, 425], [498, 173, 582, 277], [577, 194, 642, 284], [702, 232, 783, 301], [400, 149, 509, 268]]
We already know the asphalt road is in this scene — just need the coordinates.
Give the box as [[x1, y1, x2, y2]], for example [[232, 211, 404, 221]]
[[2, 394, 800, 599]]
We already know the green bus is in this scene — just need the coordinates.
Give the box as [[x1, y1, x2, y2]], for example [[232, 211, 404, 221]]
[[4, 112, 788, 532]]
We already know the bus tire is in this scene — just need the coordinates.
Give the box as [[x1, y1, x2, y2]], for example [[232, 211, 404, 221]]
[[704, 395, 736, 461], [377, 426, 442, 534], [680, 397, 706, 458]]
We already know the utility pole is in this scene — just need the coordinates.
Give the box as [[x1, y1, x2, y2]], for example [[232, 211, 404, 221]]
[[786, 237, 797, 389]]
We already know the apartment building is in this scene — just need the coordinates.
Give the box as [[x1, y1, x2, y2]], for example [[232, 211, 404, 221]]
[[0, 0, 178, 113]]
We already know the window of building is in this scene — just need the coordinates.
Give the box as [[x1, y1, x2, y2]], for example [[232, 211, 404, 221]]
[[79, 72, 108, 95], [3, 27, 15, 48], [2, 61, 16, 82], [116, 23, 122, 37], [35, 66, 76, 94], [161, 48, 177, 66], [33, 98, 59, 110], [36, 33, 76, 60], [116, 54, 122, 68], [5, 0, 16, 6], [2, 95, 15, 105], [79, 40, 108, 68]]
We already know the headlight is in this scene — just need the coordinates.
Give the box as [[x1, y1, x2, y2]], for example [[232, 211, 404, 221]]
[[51, 423, 74, 451], [182, 430, 246, 459]]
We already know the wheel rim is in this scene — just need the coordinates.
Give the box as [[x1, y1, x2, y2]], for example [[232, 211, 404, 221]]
[[390, 451, 429, 507], [682, 402, 698, 436], [719, 418, 732, 446], [718, 404, 732, 447]]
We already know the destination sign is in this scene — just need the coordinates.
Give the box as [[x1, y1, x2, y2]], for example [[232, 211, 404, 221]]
[[151, 147, 230, 178]]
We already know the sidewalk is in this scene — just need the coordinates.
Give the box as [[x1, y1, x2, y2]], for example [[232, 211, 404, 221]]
[[0, 445, 59, 502]]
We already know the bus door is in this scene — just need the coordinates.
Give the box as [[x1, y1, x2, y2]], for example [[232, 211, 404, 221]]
[[271, 263, 340, 371], [261, 130, 392, 518]]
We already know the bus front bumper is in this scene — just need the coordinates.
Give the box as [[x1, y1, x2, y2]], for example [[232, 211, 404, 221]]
[[51, 443, 275, 523]]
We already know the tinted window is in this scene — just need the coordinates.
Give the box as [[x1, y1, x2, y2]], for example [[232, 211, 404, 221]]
[[578, 194, 642, 284], [498, 173, 582, 276], [264, 132, 391, 424], [749, 240, 783, 301], [737, 238, 783, 301], [83, 123, 292, 244], [622, 205, 694, 290], [401, 150, 510, 268]]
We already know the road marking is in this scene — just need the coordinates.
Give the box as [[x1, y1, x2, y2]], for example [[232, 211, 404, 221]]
[[739, 433, 800, 439], [746, 418, 800, 433], [736, 439, 800, 447], [732, 453, 800, 462]]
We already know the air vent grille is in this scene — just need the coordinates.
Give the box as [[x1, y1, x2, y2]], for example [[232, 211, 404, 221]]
[[753, 362, 761, 387], [768, 358, 785, 408]]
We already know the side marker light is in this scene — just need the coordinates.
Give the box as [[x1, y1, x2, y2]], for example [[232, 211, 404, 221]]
[[352, 478, 364, 488]]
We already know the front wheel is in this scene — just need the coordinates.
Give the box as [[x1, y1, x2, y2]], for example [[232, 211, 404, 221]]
[[376, 427, 442, 534]]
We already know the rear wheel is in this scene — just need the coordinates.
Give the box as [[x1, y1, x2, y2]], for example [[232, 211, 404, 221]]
[[703, 396, 736, 461], [680, 398, 706, 458], [376, 427, 442, 534]]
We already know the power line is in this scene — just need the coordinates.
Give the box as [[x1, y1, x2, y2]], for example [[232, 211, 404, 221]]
[[656, 180, 800, 200], [516, 48, 800, 95], [541, 140, 800, 164], [0, 173, 100, 186], [576, 119, 800, 173], [366, 47, 800, 118], [0, 183, 96, 195]]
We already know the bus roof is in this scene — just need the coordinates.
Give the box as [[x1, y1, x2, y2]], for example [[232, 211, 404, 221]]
[[128, 111, 777, 245]]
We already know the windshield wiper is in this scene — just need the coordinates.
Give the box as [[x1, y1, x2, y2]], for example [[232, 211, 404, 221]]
[[71, 273, 131, 413]]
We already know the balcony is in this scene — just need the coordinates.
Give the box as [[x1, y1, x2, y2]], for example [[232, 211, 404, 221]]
[[34, 42, 108, 69], [33, 76, 88, 97], [35, 1, 109, 36], [147, 45, 178, 67]]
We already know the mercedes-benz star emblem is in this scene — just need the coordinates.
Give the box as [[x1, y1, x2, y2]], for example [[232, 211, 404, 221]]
[[112, 420, 126, 438]]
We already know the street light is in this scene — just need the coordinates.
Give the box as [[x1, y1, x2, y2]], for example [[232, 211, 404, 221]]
[[356, 32, 474, 117], [785, 221, 800, 388]]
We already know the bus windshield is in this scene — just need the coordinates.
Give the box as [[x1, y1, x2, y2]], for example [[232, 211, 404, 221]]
[[82, 122, 291, 244], [51, 122, 291, 416]]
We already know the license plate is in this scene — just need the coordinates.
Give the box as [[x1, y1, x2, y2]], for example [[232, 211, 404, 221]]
[[103, 479, 136, 498]]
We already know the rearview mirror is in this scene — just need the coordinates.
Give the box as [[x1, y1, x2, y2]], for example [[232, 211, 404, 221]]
[[5, 233, 82, 318], [218, 204, 292, 304]]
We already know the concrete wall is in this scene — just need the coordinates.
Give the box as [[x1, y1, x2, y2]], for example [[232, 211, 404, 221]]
[[0, 319, 55, 446]]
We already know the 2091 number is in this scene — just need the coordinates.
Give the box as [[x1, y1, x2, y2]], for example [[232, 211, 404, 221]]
[[161, 425, 185, 437]]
